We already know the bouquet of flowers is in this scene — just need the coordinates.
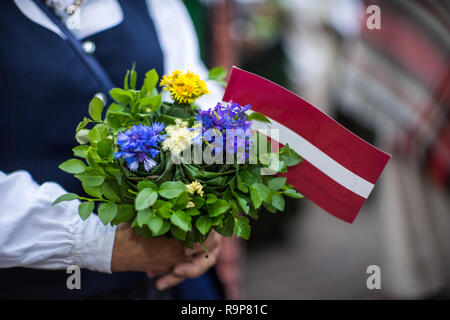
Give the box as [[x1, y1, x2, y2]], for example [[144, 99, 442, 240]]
[[53, 66, 303, 248]]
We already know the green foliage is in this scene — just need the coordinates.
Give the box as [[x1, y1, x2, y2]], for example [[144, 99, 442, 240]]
[[54, 65, 304, 247], [58, 159, 86, 174], [158, 181, 186, 199], [208, 67, 227, 86], [135, 188, 158, 211], [234, 216, 251, 240], [170, 210, 192, 232], [88, 97, 104, 121], [78, 201, 95, 220], [247, 112, 271, 123], [52, 193, 79, 205], [98, 203, 118, 225]]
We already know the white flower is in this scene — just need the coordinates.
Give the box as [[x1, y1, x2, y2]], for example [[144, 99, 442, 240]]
[[186, 201, 195, 208], [187, 180, 204, 197], [162, 119, 199, 155]]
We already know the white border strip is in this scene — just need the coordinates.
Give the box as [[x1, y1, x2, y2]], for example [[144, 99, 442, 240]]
[[248, 111, 374, 199]]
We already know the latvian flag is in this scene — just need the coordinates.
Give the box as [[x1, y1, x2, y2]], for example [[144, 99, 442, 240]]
[[222, 67, 391, 223]]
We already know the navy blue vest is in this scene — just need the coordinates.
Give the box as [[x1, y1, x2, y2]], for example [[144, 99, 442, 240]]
[[0, 0, 164, 298]]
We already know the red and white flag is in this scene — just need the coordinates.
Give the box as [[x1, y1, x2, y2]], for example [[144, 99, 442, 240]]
[[222, 67, 391, 223]]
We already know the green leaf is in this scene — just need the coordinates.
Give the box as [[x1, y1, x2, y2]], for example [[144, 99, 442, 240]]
[[268, 177, 287, 191], [247, 208, 259, 220], [235, 194, 250, 214], [135, 188, 158, 211], [102, 181, 121, 202], [109, 88, 133, 105], [97, 141, 112, 159], [85, 148, 104, 174], [249, 183, 272, 209], [170, 225, 187, 241], [147, 214, 163, 234], [52, 193, 79, 205], [88, 124, 108, 145], [76, 117, 90, 133], [247, 112, 271, 123], [153, 219, 171, 237], [262, 153, 287, 173], [98, 203, 118, 225], [123, 70, 130, 90], [137, 209, 151, 227], [271, 194, 285, 211], [196, 216, 212, 235], [75, 173, 105, 187], [112, 204, 135, 225], [170, 210, 192, 232], [279, 144, 302, 167], [153, 200, 172, 219], [234, 216, 251, 240], [263, 202, 277, 213], [209, 199, 231, 217], [88, 96, 104, 121], [82, 183, 103, 197], [207, 176, 228, 187], [174, 191, 189, 210], [72, 145, 90, 158], [78, 201, 94, 220], [206, 194, 217, 204], [208, 67, 227, 81], [139, 95, 161, 112], [137, 180, 158, 192], [58, 159, 86, 174], [158, 181, 186, 199], [237, 175, 249, 193], [216, 214, 235, 237], [238, 171, 260, 186], [145, 69, 158, 91], [130, 67, 137, 90], [283, 188, 304, 199], [187, 208, 200, 216], [192, 196, 205, 209]]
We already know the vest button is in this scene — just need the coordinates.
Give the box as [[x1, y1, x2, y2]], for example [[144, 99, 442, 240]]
[[94, 92, 107, 105], [82, 41, 96, 54]]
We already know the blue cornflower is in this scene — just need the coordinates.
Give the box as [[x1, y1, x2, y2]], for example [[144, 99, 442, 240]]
[[114, 123, 166, 172], [194, 101, 253, 160]]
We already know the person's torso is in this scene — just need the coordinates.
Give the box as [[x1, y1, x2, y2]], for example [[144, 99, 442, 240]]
[[0, 0, 164, 299]]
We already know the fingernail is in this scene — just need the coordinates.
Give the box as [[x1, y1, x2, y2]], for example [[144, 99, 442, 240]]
[[157, 282, 167, 291], [174, 267, 184, 276]]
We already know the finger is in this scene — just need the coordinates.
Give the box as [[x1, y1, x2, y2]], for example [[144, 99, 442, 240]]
[[184, 242, 203, 256], [174, 247, 220, 278], [185, 232, 222, 256], [155, 273, 186, 291]]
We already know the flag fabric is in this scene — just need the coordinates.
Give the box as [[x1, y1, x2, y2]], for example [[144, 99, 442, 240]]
[[222, 67, 391, 223]]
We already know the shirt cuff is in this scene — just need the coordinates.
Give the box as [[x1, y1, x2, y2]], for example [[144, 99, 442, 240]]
[[71, 212, 117, 273]]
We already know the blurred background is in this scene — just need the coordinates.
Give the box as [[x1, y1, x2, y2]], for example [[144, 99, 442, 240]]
[[184, 0, 450, 299]]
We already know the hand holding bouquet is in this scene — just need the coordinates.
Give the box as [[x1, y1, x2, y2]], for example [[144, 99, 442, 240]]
[[53, 66, 303, 248]]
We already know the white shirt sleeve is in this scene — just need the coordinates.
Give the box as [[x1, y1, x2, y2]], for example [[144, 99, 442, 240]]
[[147, 0, 225, 109], [0, 170, 116, 273]]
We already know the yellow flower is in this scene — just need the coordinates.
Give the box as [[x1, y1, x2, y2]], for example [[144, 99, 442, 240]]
[[160, 70, 210, 104]]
